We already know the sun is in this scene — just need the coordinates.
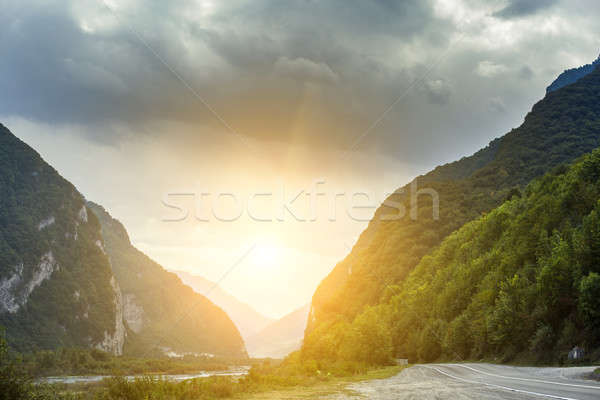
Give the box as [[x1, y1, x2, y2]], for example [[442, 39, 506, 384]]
[[251, 242, 281, 268]]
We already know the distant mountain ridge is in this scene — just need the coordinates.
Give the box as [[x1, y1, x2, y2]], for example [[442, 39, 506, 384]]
[[546, 54, 600, 93], [246, 304, 310, 358], [174, 271, 273, 342], [175, 270, 310, 358]]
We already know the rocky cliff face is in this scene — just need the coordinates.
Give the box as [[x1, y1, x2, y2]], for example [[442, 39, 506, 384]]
[[0, 252, 55, 314], [95, 276, 126, 355], [0, 123, 124, 354], [123, 293, 144, 334]]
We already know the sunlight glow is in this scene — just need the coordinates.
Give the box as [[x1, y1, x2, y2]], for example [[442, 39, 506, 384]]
[[251, 242, 282, 268]]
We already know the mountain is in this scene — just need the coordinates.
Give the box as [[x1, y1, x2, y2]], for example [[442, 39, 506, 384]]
[[547, 54, 600, 93], [88, 204, 247, 358], [385, 148, 600, 363], [304, 148, 600, 364], [174, 270, 309, 359], [175, 271, 273, 342], [0, 123, 124, 354], [246, 304, 310, 358], [305, 57, 600, 351], [0, 123, 246, 358]]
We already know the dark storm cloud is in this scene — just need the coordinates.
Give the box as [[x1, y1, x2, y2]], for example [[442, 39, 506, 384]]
[[0, 0, 439, 144], [2, 0, 600, 163], [0, 3, 198, 130], [240, 0, 434, 38], [493, 0, 559, 19]]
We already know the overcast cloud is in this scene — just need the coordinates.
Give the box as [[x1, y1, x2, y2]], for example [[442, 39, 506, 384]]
[[1, 0, 597, 162]]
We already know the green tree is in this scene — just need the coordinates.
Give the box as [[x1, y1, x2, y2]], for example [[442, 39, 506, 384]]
[[444, 314, 472, 359], [0, 330, 33, 400], [341, 307, 393, 365], [488, 274, 533, 349], [418, 320, 445, 362], [537, 233, 575, 320], [578, 272, 600, 335]]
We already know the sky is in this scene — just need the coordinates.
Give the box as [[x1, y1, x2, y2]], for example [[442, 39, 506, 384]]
[[2, 0, 600, 318]]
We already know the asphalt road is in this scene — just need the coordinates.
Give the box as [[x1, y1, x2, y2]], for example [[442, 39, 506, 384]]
[[330, 363, 600, 400]]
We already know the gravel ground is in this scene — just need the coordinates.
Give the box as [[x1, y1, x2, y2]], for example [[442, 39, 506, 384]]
[[327, 364, 600, 400], [327, 366, 539, 400]]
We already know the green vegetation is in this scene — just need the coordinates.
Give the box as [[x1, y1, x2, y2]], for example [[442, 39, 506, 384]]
[[1, 330, 34, 400], [3, 333, 402, 400], [82, 363, 403, 400], [307, 148, 600, 364], [88, 203, 246, 358], [0, 330, 72, 400], [17, 347, 236, 377], [306, 63, 600, 361], [0, 123, 117, 353]]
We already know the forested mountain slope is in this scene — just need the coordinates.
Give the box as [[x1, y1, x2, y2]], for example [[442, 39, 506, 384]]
[[304, 148, 600, 364], [306, 59, 600, 343], [89, 203, 247, 358], [387, 148, 600, 363], [0, 124, 124, 354]]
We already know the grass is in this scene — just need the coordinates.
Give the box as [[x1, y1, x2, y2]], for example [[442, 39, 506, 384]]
[[236, 366, 405, 400], [20, 348, 241, 377], [40, 364, 406, 399]]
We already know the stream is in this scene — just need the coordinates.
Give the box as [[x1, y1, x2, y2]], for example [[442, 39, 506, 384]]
[[38, 366, 250, 384]]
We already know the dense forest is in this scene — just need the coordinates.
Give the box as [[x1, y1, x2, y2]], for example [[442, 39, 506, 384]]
[[305, 61, 600, 357], [303, 147, 600, 365]]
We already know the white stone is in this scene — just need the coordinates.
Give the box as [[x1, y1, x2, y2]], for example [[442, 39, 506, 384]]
[[94, 276, 125, 355], [38, 216, 55, 231], [78, 206, 88, 223], [123, 294, 144, 334], [0, 252, 57, 314], [0, 264, 23, 313], [25, 252, 56, 296], [95, 240, 106, 254]]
